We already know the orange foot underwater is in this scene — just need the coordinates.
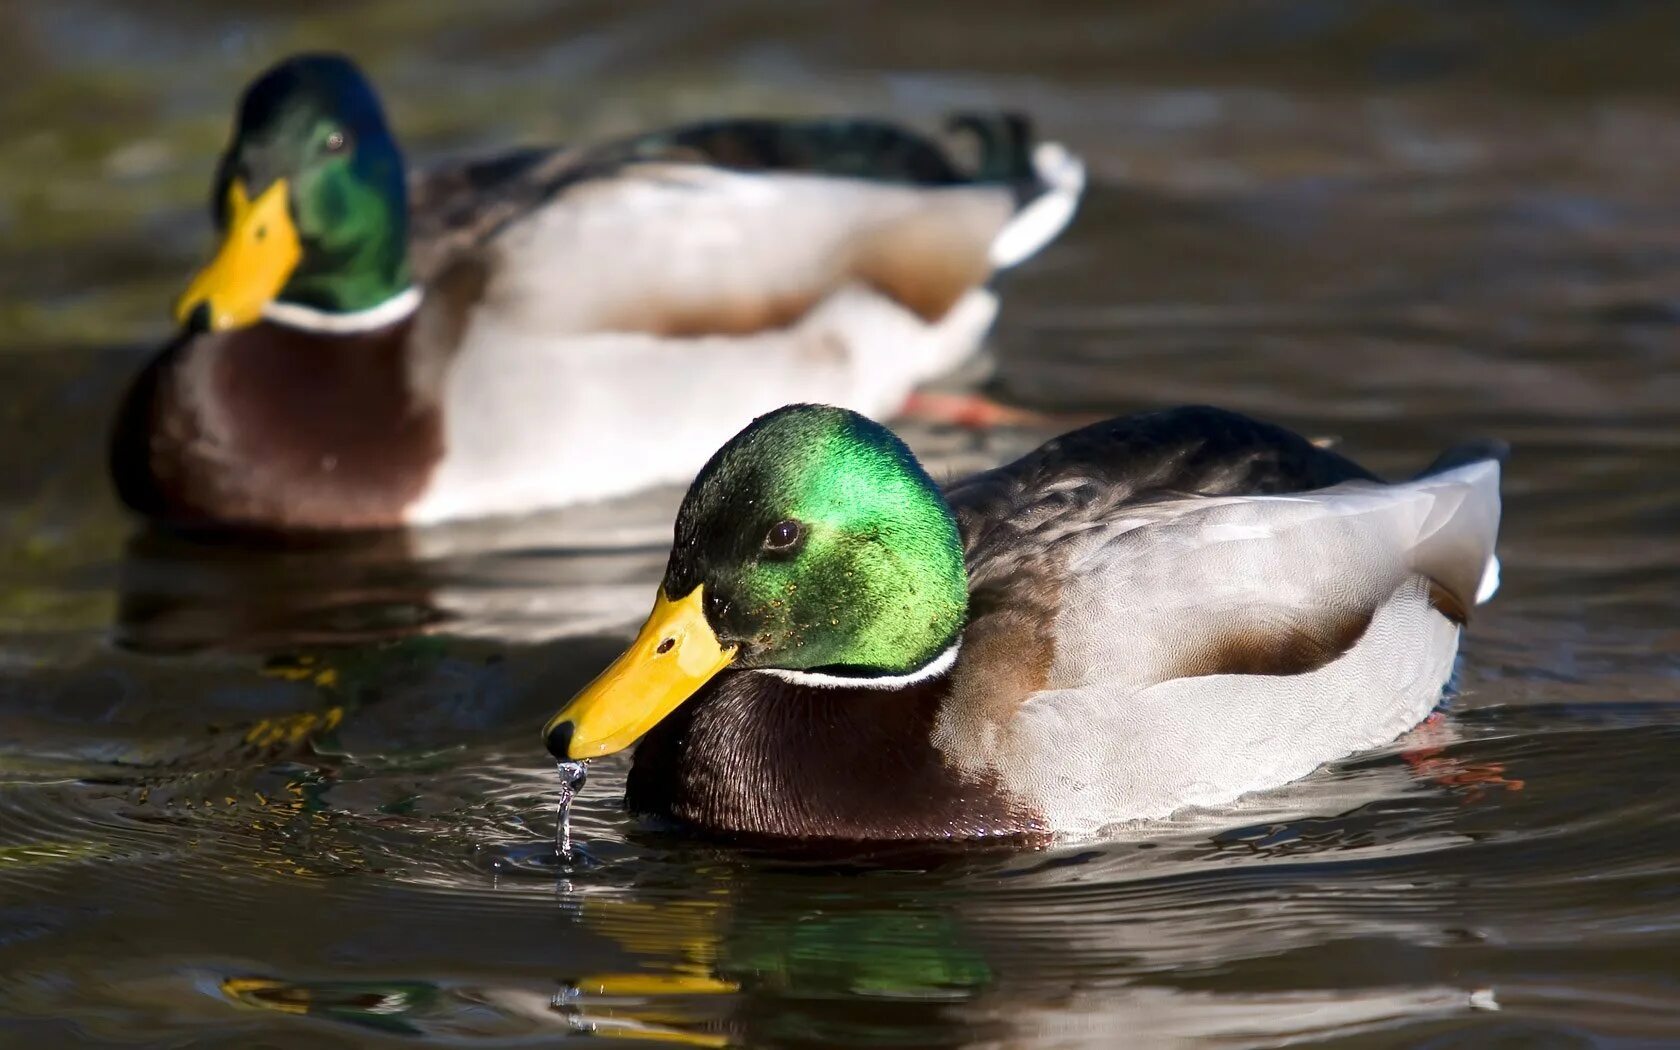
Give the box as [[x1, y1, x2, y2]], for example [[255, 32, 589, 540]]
[[898, 390, 1102, 429], [1400, 711, 1525, 802]]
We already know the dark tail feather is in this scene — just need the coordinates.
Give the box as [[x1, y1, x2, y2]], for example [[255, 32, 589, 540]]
[[946, 112, 1036, 189], [949, 113, 1084, 268], [1416, 439, 1510, 479]]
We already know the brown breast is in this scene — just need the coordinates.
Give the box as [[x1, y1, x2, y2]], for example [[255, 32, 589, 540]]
[[626, 671, 1048, 845], [110, 319, 443, 531]]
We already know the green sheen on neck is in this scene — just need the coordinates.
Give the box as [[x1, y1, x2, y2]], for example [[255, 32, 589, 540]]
[[276, 160, 411, 313]]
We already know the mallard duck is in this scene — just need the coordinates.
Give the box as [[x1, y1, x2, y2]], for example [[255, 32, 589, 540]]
[[543, 404, 1503, 843], [111, 52, 1085, 531]]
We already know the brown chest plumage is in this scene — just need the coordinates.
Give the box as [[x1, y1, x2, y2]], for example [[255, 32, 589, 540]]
[[626, 672, 1048, 845], [111, 320, 443, 531]]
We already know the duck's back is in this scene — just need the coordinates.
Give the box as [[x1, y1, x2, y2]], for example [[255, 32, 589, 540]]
[[946, 405, 1381, 576], [935, 406, 1503, 837], [400, 115, 1084, 523]]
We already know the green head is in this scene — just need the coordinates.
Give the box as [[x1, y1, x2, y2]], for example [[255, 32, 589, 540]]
[[176, 52, 412, 330], [543, 405, 969, 760], [667, 404, 969, 677]]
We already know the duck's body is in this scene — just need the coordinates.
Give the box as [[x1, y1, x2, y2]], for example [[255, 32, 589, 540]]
[[547, 405, 1503, 844], [113, 56, 1084, 531]]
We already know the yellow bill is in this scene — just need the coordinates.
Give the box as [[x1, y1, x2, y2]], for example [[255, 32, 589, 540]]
[[175, 178, 302, 331], [544, 586, 736, 760]]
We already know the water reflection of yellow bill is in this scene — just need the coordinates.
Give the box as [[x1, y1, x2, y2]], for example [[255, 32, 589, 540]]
[[561, 896, 735, 1046]]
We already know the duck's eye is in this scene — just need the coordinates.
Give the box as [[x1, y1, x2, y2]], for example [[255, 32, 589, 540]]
[[763, 518, 803, 554], [323, 129, 348, 154]]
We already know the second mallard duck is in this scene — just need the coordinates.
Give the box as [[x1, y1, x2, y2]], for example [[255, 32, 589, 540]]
[[544, 404, 1503, 843], [112, 53, 1084, 531]]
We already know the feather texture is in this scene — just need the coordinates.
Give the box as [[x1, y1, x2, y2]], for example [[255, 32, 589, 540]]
[[631, 406, 1504, 841], [932, 408, 1501, 835]]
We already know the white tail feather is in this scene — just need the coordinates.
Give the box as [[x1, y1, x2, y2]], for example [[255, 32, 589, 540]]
[[989, 141, 1086, 268], [1476, 554, 1501, 604]]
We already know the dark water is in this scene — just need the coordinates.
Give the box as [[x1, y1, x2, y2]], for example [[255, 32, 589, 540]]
[[4, 2, 1679, 1046]]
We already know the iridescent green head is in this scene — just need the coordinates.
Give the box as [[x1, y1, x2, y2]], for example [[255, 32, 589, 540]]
[[176, 52, 412, 331], [666, 404, 968, 676], [543, 405, 969, 760]]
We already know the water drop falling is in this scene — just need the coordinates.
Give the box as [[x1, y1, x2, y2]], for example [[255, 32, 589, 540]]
[[554, 760, 588, 861]]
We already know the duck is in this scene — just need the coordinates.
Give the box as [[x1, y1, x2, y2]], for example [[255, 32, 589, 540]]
[[542, 403, 1504, 843], [110, 52, 1085, 532]]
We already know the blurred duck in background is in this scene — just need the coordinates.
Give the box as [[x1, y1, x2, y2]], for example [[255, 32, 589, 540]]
[[110, 52, 1085, 532]]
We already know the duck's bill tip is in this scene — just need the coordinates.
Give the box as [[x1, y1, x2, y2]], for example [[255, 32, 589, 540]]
[[175, 177, 301, 332], [542, 586, 736, 760]]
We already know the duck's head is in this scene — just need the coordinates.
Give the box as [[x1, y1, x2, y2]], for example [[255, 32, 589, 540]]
[[176, 53, 411, 332], [545, 405, 969, 761]]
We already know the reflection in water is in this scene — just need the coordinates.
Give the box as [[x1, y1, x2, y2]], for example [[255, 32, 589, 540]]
[[561, 896, 997, 1047], [199, 817, 1512, 1047], [113, 527, 446, 654], [220, 976, 442, 1036], [209, 891, 993, 1046], [111, 490, 681, 655], [3, 702, 1677, 1044]]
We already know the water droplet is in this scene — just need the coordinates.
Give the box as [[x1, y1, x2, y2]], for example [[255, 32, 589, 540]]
[[554, 760, 589, 861]]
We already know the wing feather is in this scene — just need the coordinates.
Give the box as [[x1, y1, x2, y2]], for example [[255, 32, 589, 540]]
[[1045, 459, 1502, 692], [478, 164, 1015, 336], [405, 115, 1082, 340]]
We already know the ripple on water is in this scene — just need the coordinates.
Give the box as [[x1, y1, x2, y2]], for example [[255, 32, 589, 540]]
[[2, 699, 1679, 1044]]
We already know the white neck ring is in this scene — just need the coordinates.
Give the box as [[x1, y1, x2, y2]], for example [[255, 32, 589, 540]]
[[755, 639, 962, 690], [261, 286, 423, 334]]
